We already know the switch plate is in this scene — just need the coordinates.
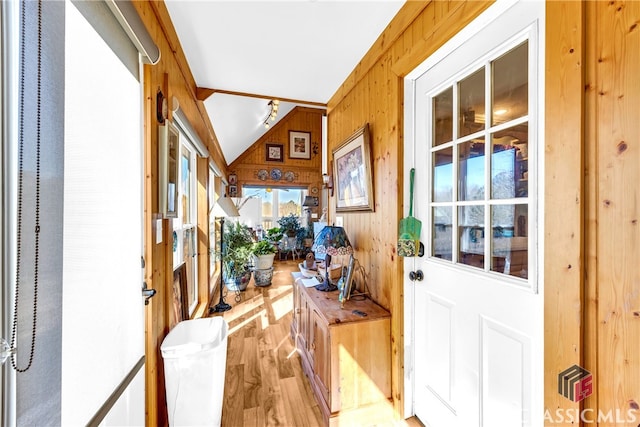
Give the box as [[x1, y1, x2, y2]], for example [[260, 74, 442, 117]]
[[155, 219, 163, 244], [336, 216, 343, 227]]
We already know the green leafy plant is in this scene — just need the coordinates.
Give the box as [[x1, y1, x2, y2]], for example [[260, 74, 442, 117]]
[[265, 227, 283, 244], [222, 221, 254, 279], [297, 225, 314, 246], [277, 214, 301, 237], [252, 239, 277, 256]]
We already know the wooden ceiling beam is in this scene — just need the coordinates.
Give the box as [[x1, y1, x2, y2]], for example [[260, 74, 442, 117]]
[[196, 87, 216, 101], [196, 87, 327, 108]]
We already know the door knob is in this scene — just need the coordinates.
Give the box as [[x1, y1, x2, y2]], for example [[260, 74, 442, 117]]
[[409, 270, 424, 281], [142, 282, 157, 305]]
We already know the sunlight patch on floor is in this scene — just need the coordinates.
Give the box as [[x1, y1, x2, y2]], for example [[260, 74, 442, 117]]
[[228, 308, 267, 336]]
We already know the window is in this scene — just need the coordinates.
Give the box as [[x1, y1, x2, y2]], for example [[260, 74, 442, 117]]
[[242, 186, 307, 232], [430, 41, 530, 281], [173, 135, 198, 314], [208, 165, 220, 288], [261, 189, 274, 230]]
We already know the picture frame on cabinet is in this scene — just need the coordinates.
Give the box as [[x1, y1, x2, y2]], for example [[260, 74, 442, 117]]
[[289, 131, 311, 159], [338, 255, 357, 307]]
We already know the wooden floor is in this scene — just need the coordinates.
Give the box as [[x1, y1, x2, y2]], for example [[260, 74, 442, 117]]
[[209, 259, 424, 427]]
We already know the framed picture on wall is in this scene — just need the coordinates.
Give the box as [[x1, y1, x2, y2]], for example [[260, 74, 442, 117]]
[[333, 124, 374, 212], [170, 263, 188, 329], [159, 121, 179, 218], [266, 143, 284, 162], [228, 185, 238, 197], [289, 131, 311, 159], [228, 173, 237, 185]]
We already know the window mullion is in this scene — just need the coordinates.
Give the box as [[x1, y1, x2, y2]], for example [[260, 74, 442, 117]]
[[484, 61, 492, 271], [452, 83, 459, 263]]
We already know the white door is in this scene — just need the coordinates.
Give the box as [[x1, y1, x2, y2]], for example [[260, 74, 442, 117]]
[[406, 2, 543, 426]]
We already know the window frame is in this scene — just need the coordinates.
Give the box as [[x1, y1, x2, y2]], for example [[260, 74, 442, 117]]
[[426, 30, 538, 290], [172, 130, 199, 315]]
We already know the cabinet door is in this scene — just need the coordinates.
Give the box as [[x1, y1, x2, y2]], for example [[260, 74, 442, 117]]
[[300, 294, 310, 350], [292, 281, 300, 339], [310, 309, 330, 406]]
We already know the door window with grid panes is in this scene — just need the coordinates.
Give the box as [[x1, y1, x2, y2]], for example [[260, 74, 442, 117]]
[[430, 41, 531, 281]]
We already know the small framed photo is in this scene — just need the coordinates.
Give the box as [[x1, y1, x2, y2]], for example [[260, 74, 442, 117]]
[[228, 173, 237, 185], [228, 185, 238, 197], [266, 143, 284, 162], [289, 131, 311, 159]]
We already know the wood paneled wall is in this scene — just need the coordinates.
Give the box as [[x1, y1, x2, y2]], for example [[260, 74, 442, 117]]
[[544, 1, 585, 420], [133, 2, 230, 425], [585, 0, 640, 423], [326, 0, 493, 418], [229, 107, 325, 205], [545, 1, 640, 423]]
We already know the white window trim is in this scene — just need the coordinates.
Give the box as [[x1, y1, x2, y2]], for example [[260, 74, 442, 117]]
[[424, 26, 538, 292], [172, 130, 199, 314]]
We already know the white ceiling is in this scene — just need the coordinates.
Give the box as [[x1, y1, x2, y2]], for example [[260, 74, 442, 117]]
[[164, 0, 404, 164]]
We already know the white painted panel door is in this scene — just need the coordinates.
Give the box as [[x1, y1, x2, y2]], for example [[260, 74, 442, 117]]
[[410, 2, 543, 426]]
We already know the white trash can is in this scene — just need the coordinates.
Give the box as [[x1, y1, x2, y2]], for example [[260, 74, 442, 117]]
[[161, 317, 229, 426]]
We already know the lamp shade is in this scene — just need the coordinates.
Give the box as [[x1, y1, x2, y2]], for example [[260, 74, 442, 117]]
[[312, 226, 353, 261], [302, 196, 318, 207], [210, 194, 240, 218]]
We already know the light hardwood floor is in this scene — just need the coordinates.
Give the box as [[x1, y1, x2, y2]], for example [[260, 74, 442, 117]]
[[209, 259, 424, 427]]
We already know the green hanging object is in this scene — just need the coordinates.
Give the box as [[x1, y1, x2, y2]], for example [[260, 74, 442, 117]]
[[397, 168, 422, 257]]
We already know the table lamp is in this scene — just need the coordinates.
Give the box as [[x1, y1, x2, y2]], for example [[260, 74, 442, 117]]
[[311, 225, 353, 291], [302, 196, 317, 225]]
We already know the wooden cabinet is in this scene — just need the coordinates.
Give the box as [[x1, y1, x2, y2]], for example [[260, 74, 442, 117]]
[[290, 273, 391, 426]]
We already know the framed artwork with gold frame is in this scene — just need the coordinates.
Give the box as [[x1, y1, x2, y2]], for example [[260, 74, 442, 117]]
[[333, 124, 374, 212]]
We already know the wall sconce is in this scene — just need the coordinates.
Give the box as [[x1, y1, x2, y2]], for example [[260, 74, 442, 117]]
[[263, 99, 280, 129], [322, 173, 333, 197]]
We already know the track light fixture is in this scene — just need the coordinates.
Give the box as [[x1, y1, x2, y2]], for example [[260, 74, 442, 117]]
[[263, 99, 280, 129]]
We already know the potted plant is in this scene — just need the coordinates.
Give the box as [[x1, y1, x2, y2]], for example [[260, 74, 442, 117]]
[[222, 221, 254, 291], [278, 214, 301, 252], [251, 239, 277, 270], [297, 224, 315, 249], [265, 227, 284, 247], [277, 214, 301, 238], [251, 239, 277, 287]]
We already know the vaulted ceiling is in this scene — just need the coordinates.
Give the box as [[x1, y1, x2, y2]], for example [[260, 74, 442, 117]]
[[164, 0, 404, 165]]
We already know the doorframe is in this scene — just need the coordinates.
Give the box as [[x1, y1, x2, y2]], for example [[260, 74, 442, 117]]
[[401, 0, 543, 418]]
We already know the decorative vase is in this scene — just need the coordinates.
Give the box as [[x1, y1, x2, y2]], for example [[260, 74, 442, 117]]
[[224, 270, 252, 291], [254, 267, 274, 287]]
